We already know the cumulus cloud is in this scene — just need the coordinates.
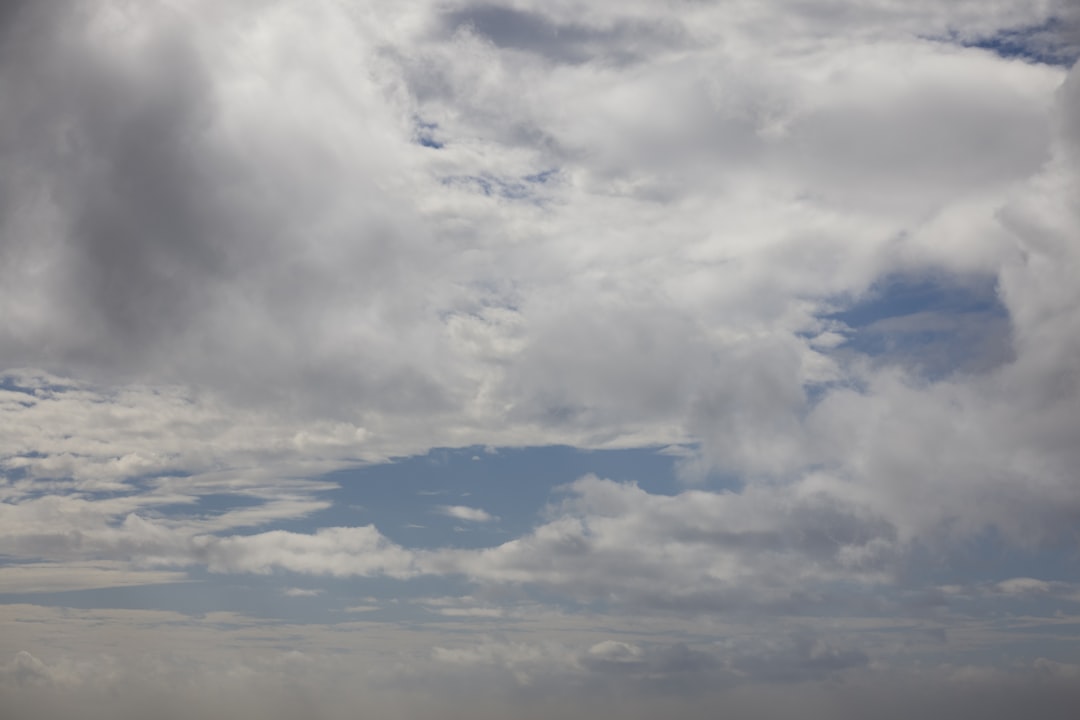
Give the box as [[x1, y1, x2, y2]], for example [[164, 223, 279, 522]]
[[201, 525, 419, 578], [425, 475, 897, 611]]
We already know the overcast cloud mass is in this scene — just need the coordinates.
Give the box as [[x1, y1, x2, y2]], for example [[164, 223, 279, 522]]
[[2, 0, 1080, 717]]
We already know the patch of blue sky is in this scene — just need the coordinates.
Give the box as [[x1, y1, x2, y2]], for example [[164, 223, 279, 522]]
[[304, 445, 685, 550], [802, 380, 852, 410], [0, 373, 75, 395], [0, 446, 690, 620], [0, 456, 41, 484], [0, 578, 330, 625], [896, 528, 1080, 596], [821, 271, 1013, 380], [8, 442, 1075, 629], [439, 174, 516, 198], [439, 170, 560, 203], [523, 168, 558, 184], [936, 18, 1080, 67], [413, 117, 444, 148], [0, 565, 483, 625], [997, 622, 1080, 640], [139, 492, 263, 520]]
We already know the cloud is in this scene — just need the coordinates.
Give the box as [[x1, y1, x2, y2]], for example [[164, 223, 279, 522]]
[[424, 475, 900, 612], [3, 601, 1080, 720], [585, 639, 644, 663], [280, 587, 323, 598], [3, 0, 1080, 714], [86, 474, 890, 615], [0, 0, 1068, 468], [437, 505, 497, 522], [0, 563, 187, 594], [201, 526, 419, 579], [996, 578, 1053, 595], [0, 0, 1071, 539]]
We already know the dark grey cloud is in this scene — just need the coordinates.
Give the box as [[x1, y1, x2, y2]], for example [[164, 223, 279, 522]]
[[0, 1, 240, 366], [56, 30, 228, 350], [0, 0, 456, 418]]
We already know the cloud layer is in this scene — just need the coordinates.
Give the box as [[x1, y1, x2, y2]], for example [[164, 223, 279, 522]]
[[3, 0, 1080, 717]]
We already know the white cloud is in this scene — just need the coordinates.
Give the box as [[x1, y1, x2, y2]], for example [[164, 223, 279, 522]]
[[995, 578, 1051, 595], [425, 475, 899, 610], [280, 587, 323, 598], [435, 607, 505, 618], [85, 474, 891, 613], [437, 505, 496, 523], [201, 526, 419, 579]]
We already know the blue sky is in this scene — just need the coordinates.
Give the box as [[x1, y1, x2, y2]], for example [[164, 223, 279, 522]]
[[2, 1, 1080, 718]]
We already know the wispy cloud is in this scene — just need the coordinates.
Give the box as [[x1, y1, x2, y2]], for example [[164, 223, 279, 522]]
[[437, 505, 497, 523], [281, 587, 324, 598]]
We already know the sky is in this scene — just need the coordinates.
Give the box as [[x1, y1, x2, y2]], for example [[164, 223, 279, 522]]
[[2, 0, 1080, 717]]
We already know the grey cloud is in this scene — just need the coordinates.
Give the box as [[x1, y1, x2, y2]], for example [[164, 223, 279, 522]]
[[577, 641, 725, 694], [726, 632, 871, 683], [5, 639, 1080, 720], [2, 651, 59, 689], [1, 1, 226, 359], [426, 633, 870, 696], [1060, 46, 1080, 155], [0, 0, 456, 419], [784, 49, 1056, 215], [501, 300, 715, 431]]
